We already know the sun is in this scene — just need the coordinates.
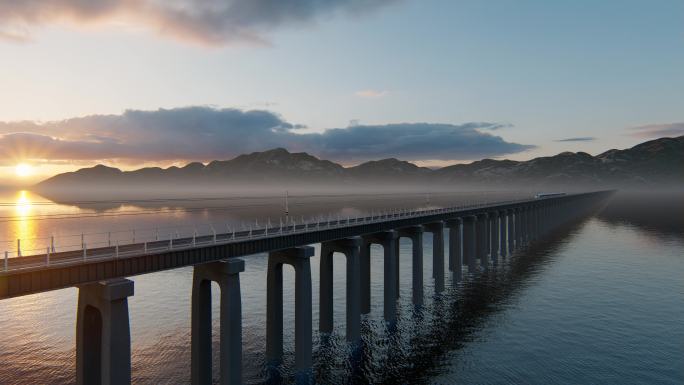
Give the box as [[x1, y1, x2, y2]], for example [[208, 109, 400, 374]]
[[15, 163, 34, 178]]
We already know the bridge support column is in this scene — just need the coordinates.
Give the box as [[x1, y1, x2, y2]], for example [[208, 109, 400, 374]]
[[531, 206, 538, 242], [516, 208, 524, 247], [527, 206, 535, 243], [76, 278, 133, 385], [543, 205, 551, 236], [394, 237, 400, 297], [486, 213, 495, 262], [507, 209, 515, 254], [191, 259, 245, 385], [525, 207, 532, 244], [360, 241, 371, 315], [490, 211, 500, 263], [536, 206, 543, 238], [76, 278, 134, 385], [498, 210, 506, 258], [476, 213, 489, 269], [536, 206, 543, 239], [320, 237, 362, 342], [361, 231, 398, 321], [424, 222, 445, 293], [266, 247, 314, 381], [398, 226, 425, 306], [463, 216, 477, 273], [445, 218, 462, 280]]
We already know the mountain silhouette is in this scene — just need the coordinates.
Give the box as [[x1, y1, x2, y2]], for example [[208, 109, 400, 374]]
[[35, 136, 683, 193]]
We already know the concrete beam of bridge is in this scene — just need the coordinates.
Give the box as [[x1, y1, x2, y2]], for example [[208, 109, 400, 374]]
[[0, 192, 614, 300]]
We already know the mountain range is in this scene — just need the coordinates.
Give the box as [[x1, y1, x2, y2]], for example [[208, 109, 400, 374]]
[[35, 136, 684, 194]]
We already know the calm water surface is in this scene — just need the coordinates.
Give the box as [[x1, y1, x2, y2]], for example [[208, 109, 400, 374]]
[[0, 191, 681, 384]]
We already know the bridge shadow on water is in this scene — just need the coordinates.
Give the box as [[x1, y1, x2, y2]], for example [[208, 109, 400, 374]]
[[260, 215, 595, 385]]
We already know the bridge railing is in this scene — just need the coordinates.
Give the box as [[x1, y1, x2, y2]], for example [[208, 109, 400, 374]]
[[1, 196, 535, 272]]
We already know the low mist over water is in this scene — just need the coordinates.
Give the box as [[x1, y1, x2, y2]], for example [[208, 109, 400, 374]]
[[0, 191, 681, 384]]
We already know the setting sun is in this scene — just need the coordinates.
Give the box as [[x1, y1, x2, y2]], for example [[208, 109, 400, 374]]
[[15, 163, 33, 178]]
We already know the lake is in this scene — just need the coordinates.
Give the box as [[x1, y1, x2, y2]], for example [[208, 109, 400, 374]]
[[0, 190, 681, 384]]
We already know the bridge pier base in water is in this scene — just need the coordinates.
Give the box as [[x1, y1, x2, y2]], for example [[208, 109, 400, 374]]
[[499, 210, 506, 257], [515, 207, 524, 248], [397, 226, 425, 306], [424, 222, 445, 293], [463, 215, 477, 273], [191, 259, 245, 385], [76, 278, 134, 385], [320, 237, 362, 342], [266, 246, 314, 382], [489, 212, 499, 263], [361, 231, 399, 321], [446, 218, 462, 280], [530, 206, 537, 243], [528, 207, 534, 242], [507, 209, 515, 254], [476, 213, 489, 269]]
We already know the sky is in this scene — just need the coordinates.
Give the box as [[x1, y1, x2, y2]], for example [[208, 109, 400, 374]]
[[0, 0, 683, 184]]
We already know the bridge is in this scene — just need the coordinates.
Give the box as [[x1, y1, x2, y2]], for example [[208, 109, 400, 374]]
[[0, 190, 613, 385]]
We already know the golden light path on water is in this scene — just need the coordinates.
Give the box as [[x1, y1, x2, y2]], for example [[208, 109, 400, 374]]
[[1, 190, 79, 257], [8, 191, 37, 257]]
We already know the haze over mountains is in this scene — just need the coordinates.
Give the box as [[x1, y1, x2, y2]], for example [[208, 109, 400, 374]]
[[35, 136, 683, 197]]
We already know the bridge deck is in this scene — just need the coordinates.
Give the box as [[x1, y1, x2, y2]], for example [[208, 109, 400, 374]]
[[0, 192, 611, 299]]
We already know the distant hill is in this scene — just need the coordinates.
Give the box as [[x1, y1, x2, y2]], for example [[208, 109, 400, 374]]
[[34, 136, 684, 194], [346, 158, 432, 180]]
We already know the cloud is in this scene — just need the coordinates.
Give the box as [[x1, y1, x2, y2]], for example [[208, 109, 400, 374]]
[[355, 89, 388, 99], [0, 106, 534, 164], [309, 123, 534, 162], [555, 137, 596, 142], [0, 0, 398, 45], [628, 123, 684, 138], [476, 122, 512, 131]]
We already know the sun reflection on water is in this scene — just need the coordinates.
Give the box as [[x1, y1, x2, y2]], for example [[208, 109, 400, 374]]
[[15, 190, 32, 216], [13, 190, 37, 255]]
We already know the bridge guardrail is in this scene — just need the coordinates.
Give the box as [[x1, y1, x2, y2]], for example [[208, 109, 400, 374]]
[[1, 195, 564, 273]]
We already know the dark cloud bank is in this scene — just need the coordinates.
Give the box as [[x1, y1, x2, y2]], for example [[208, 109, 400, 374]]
[[0, 0, 398, 44], [0, 106, 534, 165], [555, 137, 596, 142]]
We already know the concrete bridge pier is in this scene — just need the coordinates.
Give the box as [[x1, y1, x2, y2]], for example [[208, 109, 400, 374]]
[[445, 218, 462, 280], [76, 278, 134, 385], [498, 210, 507, 258], [424, 222, 445, 293], [530, 206, 538, 242], [507, 209, 515, 254], [534, 206, 540, 241], [476, 213, 489, 269], [538, 205, 546, 237], [526, 206, 533, 244], [516, 208, 525, 247], [360, 241, 371, 314], [266, 247, 314, 381], [360, 231, 398, 321], [320, 237, 362, 342], [490, 211, 500, 263], [486, 213, 494, 261], [397, 226, 425, 306], [527, 207, 534, 245], [543, 205, 552, 235], [191, 259, 245, 385], [462, 216, 477, 273]]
